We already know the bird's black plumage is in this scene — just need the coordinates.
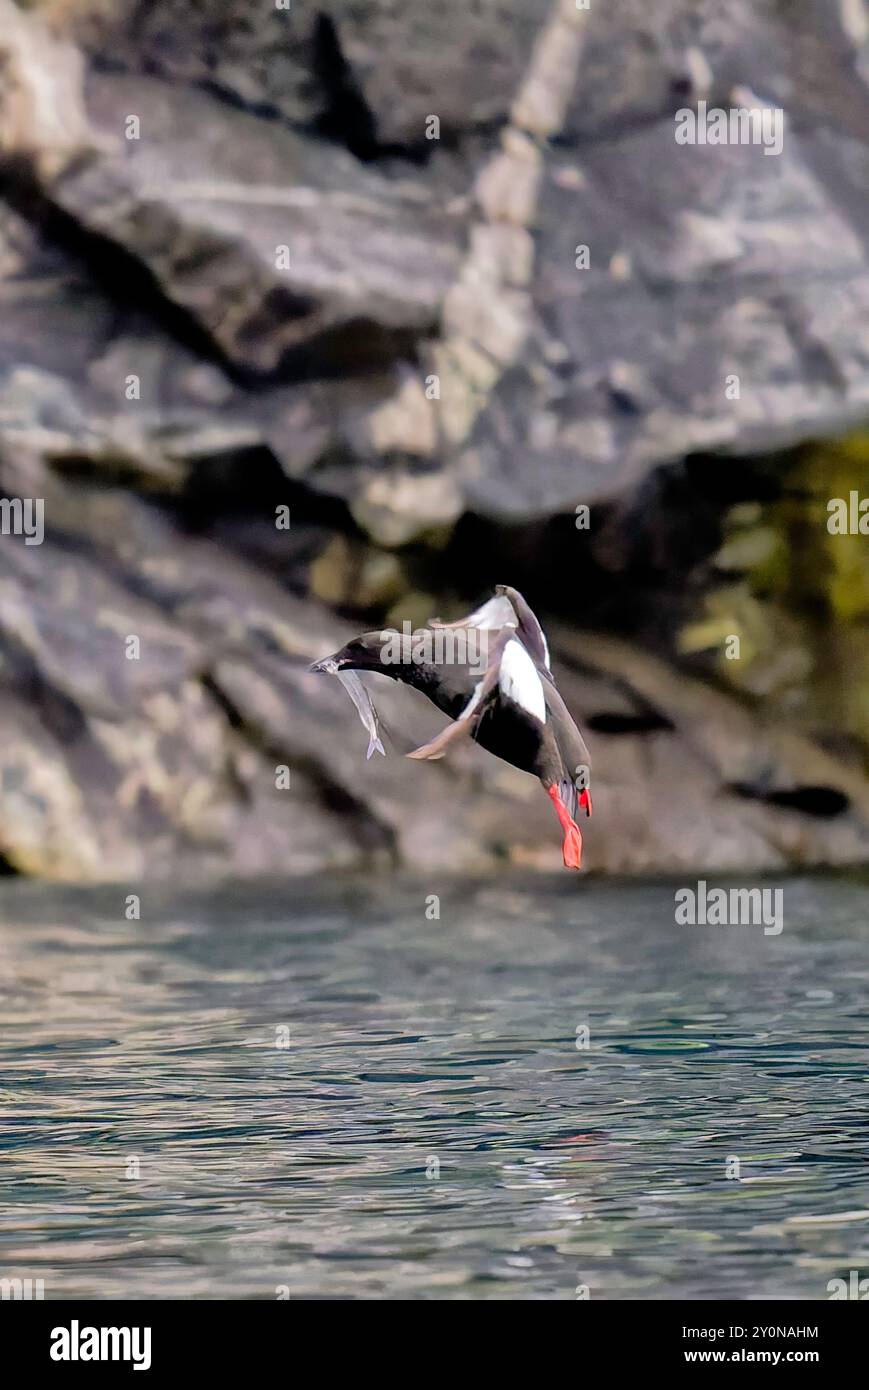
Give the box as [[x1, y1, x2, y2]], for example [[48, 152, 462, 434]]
[[310, 585, 593, 867]]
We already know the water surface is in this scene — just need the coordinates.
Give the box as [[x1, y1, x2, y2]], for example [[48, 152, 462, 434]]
[[0, 874, 867, 1299]]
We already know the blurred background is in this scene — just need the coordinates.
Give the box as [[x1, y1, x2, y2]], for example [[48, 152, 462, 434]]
[[1, 0, 868, 880]]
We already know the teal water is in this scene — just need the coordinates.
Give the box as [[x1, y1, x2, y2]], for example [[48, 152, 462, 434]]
[[0, 874, 867, 1300]]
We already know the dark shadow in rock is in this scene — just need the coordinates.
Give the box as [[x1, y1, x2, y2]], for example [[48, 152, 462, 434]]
[[232, 285, 320, 355], [177, 448, 355, 536], [728, 783, 850, 818], [313, 12, 379, 160], [0, 158, 244, 383], [0, 848, 20, 877], [270, 318, 425, 383], [587, 711, 675, 736], [312, 12, 429, 165]]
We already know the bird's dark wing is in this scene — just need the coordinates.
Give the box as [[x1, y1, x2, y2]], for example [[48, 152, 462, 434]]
[[405, 626, 517, 761], [543, 680, 591, 821], [430, 586, 552, 678], [495, 585, 551, 674]]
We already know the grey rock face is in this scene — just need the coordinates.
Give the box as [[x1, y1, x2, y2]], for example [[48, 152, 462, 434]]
[[64, 0, 552, 150], [0, 0, 866, 878], [448, 0, 869, 519], [460, 120, 869, 519], [57, 0, 327, 129], [12, 0, 869, 512], [53, 73, 462, 374]]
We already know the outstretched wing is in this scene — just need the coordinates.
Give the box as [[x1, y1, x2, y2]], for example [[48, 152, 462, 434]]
[[497, 585, 551, 673], [430, 585, 551, 677], [429, 593, 516, 633]]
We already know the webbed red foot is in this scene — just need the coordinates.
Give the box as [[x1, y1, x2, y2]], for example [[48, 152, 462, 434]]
[[547, 784, 584, 870]]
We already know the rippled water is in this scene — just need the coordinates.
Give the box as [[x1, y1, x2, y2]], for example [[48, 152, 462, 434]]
[[0, 874, 867, 1300]]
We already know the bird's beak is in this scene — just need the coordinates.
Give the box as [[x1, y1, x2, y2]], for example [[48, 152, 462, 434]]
[[308, 656, 340, 674]]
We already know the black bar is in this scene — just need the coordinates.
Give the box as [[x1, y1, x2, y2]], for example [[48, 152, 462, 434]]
[[5, 1299, 863, 1376]]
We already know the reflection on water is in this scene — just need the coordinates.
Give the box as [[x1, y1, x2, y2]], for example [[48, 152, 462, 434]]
[[0, 874, 867, 1300]]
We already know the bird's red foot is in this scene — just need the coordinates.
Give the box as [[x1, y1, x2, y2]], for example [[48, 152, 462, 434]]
[[547, 784, 584, 870], [561, 820, 583, 869], [578, 788, 593, 817]]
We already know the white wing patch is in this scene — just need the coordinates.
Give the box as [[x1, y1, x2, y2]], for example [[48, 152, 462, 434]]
[[499, 639, 546, 724]]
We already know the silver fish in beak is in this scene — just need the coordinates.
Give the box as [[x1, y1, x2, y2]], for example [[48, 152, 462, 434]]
[[337, 670, 385, 759], [309, 650, 385, 759]]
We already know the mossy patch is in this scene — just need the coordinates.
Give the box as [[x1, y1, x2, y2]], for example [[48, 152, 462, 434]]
[[680, 437, 869, 753]]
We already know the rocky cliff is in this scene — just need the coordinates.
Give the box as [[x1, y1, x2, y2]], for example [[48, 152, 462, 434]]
[[0, 0, 868, 880]]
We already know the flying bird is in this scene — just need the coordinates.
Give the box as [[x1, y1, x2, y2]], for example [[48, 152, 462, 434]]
[[309, 585, 592, 868]]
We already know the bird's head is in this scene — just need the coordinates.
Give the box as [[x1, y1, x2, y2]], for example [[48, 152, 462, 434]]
[[309, 632, 392, 675]]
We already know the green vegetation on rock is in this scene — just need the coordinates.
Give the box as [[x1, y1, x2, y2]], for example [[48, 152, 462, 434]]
[[681, 439, 869, 755]]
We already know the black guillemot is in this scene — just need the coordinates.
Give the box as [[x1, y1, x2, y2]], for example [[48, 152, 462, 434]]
[[310, 585, 592, 869]]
